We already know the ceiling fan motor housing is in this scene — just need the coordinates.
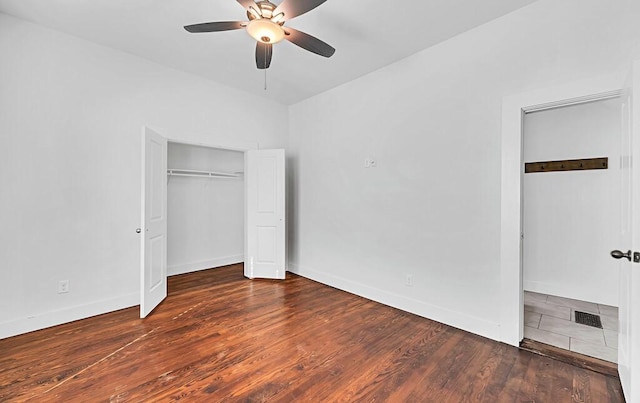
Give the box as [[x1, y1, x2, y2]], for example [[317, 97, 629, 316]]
[[247, 1, 280, 21]]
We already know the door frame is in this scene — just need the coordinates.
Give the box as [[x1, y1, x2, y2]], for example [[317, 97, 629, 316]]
[[167, 138, 257, 153], [140, 127, 258, 314], [498, 74, 625, 346]]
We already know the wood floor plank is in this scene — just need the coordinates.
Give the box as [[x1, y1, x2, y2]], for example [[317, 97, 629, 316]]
[[0, 264, 625, 402]]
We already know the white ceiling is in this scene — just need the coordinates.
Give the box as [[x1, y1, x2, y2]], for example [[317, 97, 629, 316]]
[[0, 0, 537, 105]]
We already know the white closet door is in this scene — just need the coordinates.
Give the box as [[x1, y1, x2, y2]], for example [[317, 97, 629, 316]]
[[140, 127, 168, 317], [244, 149, 285, 279]]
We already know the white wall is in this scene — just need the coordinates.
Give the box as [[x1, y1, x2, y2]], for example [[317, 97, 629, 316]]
[[523, 98, 621, 306], [0, 13, 287, 339], [288, 0, 640, 340], [167, 143, 244, 275]]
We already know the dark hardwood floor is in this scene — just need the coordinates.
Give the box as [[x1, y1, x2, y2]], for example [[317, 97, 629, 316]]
[[0, 264, 624, 402]]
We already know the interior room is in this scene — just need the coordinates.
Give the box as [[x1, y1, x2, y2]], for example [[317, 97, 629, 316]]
[[1, 0, 640, 401]]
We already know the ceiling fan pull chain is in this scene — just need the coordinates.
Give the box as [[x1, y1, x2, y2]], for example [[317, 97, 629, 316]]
[[264, 46, 268, 91]]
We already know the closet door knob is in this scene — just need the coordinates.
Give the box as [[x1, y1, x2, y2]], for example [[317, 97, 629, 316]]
[[136, 228, 142, 234], [611, 249, 631, 261]]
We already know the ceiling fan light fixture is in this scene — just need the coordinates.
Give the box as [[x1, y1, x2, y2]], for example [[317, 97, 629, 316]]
[[247, 6, 262, 20], [271, 13, 285, 24], [246, 18, 285, 44]]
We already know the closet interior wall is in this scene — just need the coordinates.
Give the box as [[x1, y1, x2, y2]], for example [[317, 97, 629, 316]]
[[167, 142, 244, 276]]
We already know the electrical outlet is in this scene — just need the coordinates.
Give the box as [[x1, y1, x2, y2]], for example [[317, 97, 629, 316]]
[[364, 157, 377, 168], [405, 274, 413, 287], [58, 280, 70, 294]]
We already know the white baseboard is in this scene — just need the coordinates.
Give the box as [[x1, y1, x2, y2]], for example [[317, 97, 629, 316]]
[[3, 261, 500, 342], [524, 280, 617, 306], [288, 263, 501, 342], [0, 293, 138, 340], [2, 257, 244, 340], [168, 255, 243, 276]]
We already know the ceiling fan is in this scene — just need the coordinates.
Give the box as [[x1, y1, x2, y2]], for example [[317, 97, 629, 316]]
[[184, 0, 335, 69]]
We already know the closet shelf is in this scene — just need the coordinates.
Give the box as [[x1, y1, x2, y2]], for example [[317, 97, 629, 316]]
[[167, 169, 243, 179]]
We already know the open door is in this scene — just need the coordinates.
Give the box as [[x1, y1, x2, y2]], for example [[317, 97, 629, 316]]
[[615, 62, 640, 401], [244, 149, 285, 279], [140, 127, 168, 317]]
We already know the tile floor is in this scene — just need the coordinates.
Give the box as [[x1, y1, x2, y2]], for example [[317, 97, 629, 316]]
[[524, 291, 618, 363]]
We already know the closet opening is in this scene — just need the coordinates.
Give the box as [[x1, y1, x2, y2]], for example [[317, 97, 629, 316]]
[[167, 141, 245, 279], [141, 127, 286, 316]]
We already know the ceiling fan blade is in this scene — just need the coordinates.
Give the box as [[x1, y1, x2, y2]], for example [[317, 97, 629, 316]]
[[236, 0, 256, 11], [284, 27, 335, 58], [184, 21, 245, 33], [273, 0, 327, 21], [256, 42, 273, 69]]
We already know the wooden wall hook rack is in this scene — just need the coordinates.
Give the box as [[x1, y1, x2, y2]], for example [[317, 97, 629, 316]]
[[524, 157, 608, 174]]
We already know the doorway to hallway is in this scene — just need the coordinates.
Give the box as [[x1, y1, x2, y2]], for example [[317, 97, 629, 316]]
[[521, 96, 621, 363]]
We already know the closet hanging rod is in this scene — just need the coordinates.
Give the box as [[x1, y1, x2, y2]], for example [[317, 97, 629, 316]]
[[168, 173, 240, 179], [167, 169, 243, 179]]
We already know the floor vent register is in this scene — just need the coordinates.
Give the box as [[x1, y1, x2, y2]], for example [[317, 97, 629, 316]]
[[575, 311, 603, 329]]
